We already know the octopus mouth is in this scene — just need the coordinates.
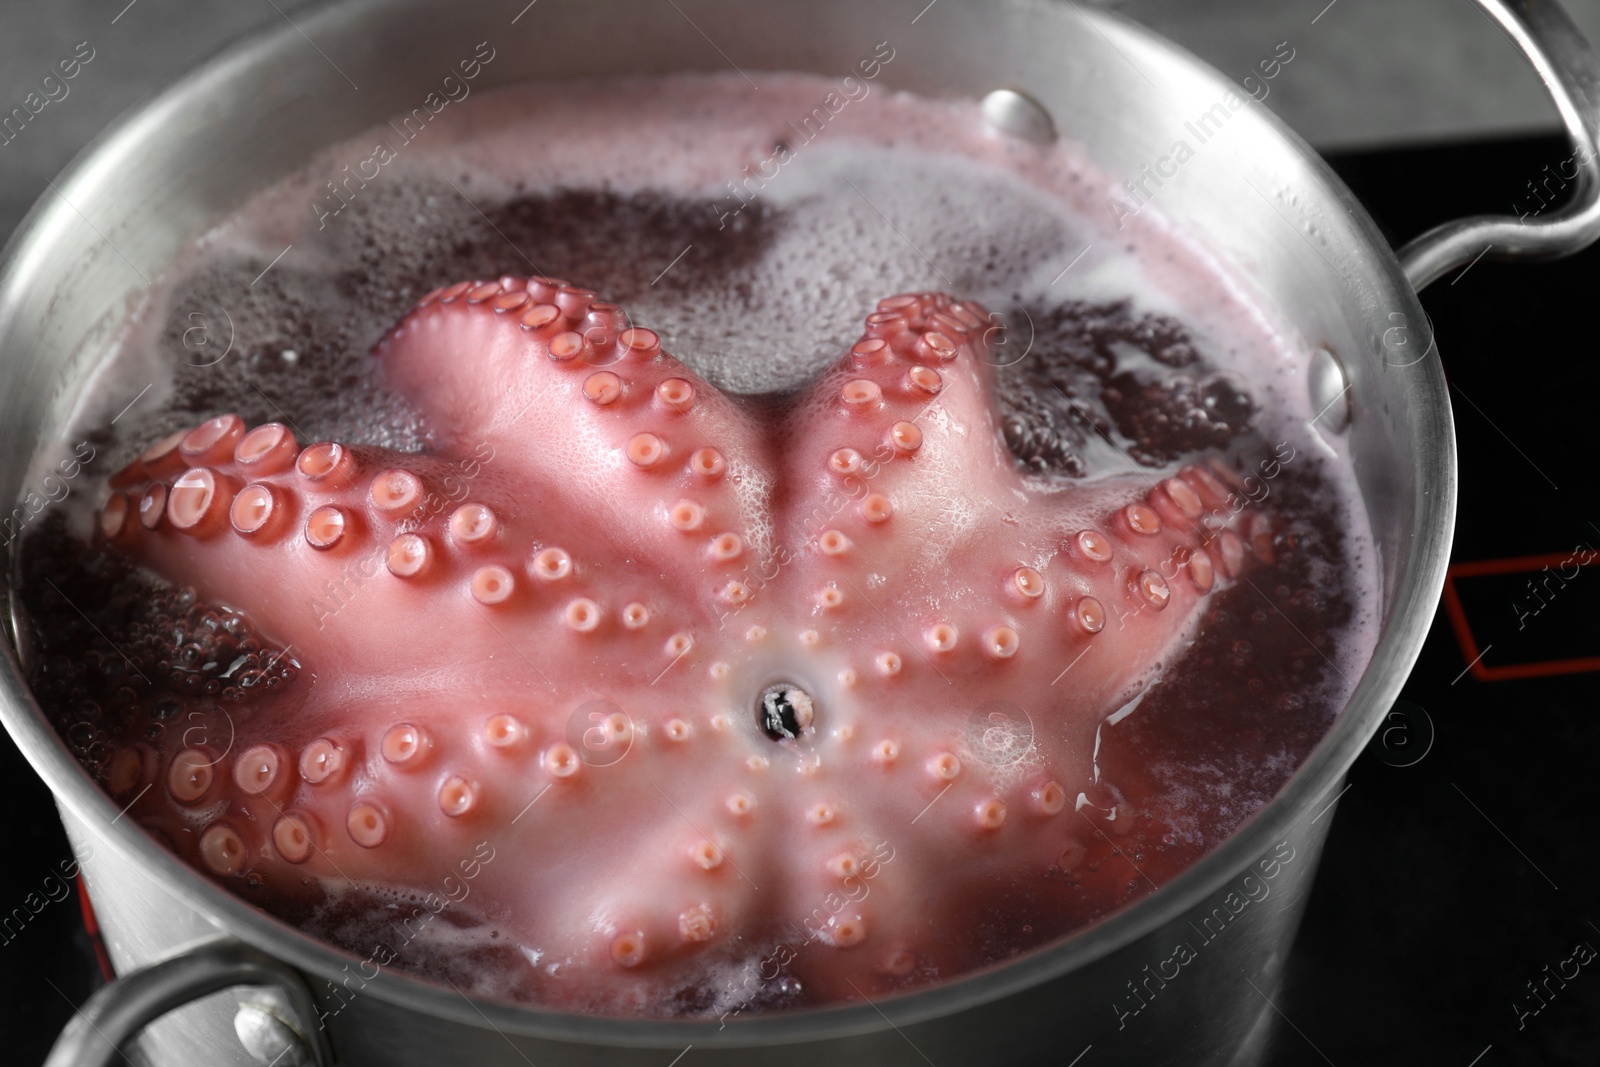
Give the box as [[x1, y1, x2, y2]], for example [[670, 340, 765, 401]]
[[757, 681, 815, 741]]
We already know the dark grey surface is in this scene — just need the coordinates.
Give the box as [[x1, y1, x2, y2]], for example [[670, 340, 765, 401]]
[[1115, 0, 1600, 145], [4, 0, 1600, 247]]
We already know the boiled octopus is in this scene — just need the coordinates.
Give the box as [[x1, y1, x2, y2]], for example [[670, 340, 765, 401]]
[[91, 277, 1270, 1013]]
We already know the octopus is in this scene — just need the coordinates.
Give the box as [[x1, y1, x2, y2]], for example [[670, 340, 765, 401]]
[[76, 278, 1273, 1014]]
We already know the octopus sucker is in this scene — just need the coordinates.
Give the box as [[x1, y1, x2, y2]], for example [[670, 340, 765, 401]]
[[369, 468, 424, 515], [271, 811, 319, 865], [234, 422, 298, 473], [138, 428, 188, 479], [295, 441, 357, 487], [346, 802, 390, 848], [99, 492, 130, 539], [167, 468, 235, 535], [483, 713, 530, 749], [138, 483, 168, 531], [470, 564, 516, 605], [230, 483, 282, 538], [233, 742, 291, 799], [82, 281, 1277, 1014], [299, 738, 351, 786], [179, 414, 246, 466], [385, 533, 432, 578], [198, 822, 249, 876], [303, 504, 349, 551]]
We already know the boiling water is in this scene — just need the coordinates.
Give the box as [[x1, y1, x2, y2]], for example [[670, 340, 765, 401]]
[[14, 74, 1377, 1014]]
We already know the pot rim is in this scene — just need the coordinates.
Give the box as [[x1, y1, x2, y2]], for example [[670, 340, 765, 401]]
[[0, 0, 1455, 1048]]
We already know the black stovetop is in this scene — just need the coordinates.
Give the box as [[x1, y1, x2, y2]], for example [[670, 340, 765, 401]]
[[4, 134, 1598, 1066], [1268, 136, 1600, 1067]]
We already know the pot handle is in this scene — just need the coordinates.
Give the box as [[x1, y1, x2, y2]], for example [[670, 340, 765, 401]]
[[1398, 0, 1600, 290], [44, 937, 333, 1067]]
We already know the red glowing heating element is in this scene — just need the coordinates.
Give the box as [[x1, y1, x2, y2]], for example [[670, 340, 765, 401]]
[[1442, 550, 1600, 682]]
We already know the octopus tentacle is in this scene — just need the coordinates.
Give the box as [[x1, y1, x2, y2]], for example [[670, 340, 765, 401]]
[[375, 275, 775, 593]]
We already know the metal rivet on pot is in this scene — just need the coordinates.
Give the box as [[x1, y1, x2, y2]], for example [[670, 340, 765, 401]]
[[981, 88, 1058, 145], [1307, 345, 1351, 435], [234, 1001, 313, 1067]]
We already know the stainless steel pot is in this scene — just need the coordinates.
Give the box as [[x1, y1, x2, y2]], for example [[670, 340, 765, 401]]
[[5, 1, 1597, 1064]]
